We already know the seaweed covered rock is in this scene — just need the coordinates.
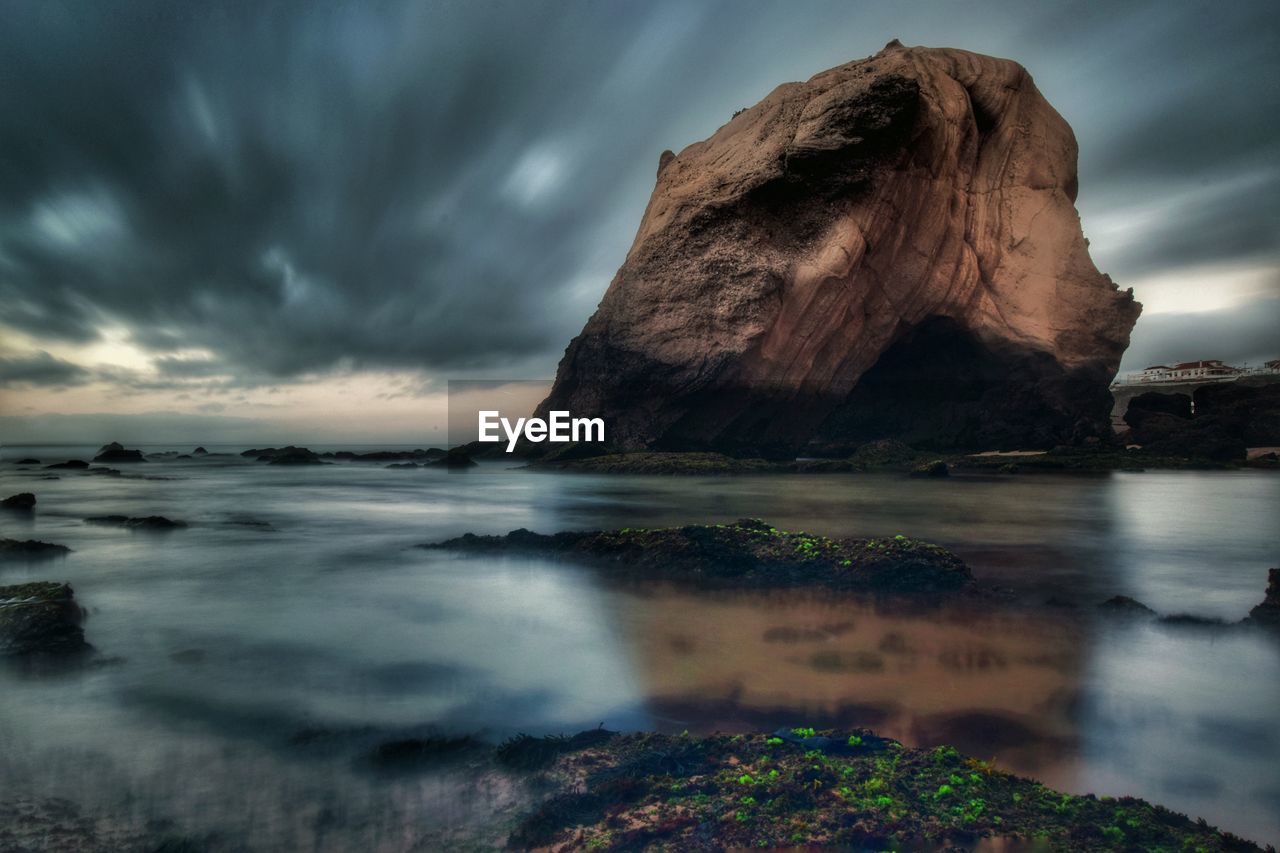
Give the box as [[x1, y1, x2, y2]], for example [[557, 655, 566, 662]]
[[93, 442, 146, 463], [507, 731, 1260, 851], [427, 519, 971, 594], [535, 42, 1139, 457], [0, 582, 89, 658]]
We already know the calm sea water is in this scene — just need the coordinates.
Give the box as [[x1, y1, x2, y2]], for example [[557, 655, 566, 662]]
[[1, 445, 1278, 848]]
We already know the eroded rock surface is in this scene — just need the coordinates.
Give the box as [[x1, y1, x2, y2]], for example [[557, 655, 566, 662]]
[[536, 41, 1139, 456]]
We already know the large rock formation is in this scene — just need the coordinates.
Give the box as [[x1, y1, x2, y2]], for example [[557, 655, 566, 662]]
[[537, 41, 1140, 457]]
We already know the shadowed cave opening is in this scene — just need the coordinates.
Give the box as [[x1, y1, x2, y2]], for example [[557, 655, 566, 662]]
[[810, 316, 1111, 453]]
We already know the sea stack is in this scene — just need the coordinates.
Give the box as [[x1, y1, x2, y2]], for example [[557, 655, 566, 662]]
[[536, 41, 1140, 457]]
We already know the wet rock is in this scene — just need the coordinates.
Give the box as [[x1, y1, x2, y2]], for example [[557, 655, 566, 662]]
[[93, 442, 147, 463], [85, 515, 188, 530], [428, 519, 971, 594], [0, 539, 71, 559], [1245, 568, 1280, 629], [425, 448, 477, 468], [1, 493, 36, 510], [385, 462, 420, 469], [505, 728, 1252, 851], [15, 458, 41, 465], [45, 459, 89, 470], [192, 447, 208, 455], [88, 466, 122, 476], [0, 582, 89, 657], [244, 445, 326, 464], [849, 439, 920, 467], [909, 460, 949, 478]]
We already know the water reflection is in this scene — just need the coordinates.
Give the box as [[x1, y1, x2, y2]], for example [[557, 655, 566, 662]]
[[1, 446, 1278, 845]]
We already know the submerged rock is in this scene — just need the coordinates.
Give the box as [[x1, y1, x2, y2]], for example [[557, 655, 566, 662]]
[[15, 457, 41, 465], [0, 539, 71, 559], [45, 459, 89, 470], [0, 582, 89, 657], [535, 42, 1139, 457], [428, 518, 971, 594], [1, 493, 36, 510], [85, 515, 188, 530], [93, 442, 146, 463]]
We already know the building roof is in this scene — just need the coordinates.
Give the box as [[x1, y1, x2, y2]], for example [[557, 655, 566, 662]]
[[1171, 360, 1226, 370], [1142, 365, 1171, 371]]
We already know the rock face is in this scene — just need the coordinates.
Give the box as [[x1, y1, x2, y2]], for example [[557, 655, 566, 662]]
[[536, 42, 1140, 457]]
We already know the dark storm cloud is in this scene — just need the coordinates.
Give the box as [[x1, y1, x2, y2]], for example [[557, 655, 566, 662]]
[[0, 0, 1276, 388], [1119, 298, 1280, 373], [0, 351, 91, 388]]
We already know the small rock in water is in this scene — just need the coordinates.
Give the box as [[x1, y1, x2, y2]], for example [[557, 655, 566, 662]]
[[15, 457, 41, 465], [0, 581, 89, 657], [1098, 595, 1156, 617], [0, 539, 71, 559], [85, 515, 188, 530], [93, 442, 147, 463], [909, 460, 949, 478], [45, 459, 89, 470], [425, 448, 477, 468], [1, 493, 36, 510]]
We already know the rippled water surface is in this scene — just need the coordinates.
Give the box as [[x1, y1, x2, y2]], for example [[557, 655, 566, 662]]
[[1, 445, 1278, 847]]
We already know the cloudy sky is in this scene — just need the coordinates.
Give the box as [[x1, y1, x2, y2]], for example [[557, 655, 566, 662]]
[[1, 0, 1276, 443]]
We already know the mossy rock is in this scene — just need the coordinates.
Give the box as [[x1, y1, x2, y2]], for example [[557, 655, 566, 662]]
[[427, 519, 970, 594], [509, 731, 1264, 851]]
